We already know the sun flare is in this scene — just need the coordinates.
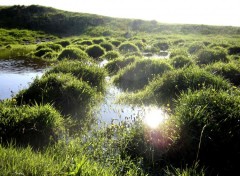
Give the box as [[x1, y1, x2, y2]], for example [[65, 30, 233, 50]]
[[143, 107, 168, 129]]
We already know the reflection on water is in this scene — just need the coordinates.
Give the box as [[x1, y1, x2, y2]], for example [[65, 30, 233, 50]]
[[95, 83, 168, 127], [0, 58, 48, 100]]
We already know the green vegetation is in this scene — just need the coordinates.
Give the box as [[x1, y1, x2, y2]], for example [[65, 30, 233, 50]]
[[0, 4, 240, 176], [169, 88, 240, 175], [47, 61, 106, 91], [57, 47, 89, 61], [194, 48, 229, 65], [101, 50, 120, 60], [123, 67, 232, 106], [205, 61, 240, 86], [105, 56, 137, 75], [15, 73, 96, 117], [118, 42, 139, 53], [114, 59, 172, 91], [0, 101, 63, 148], [86, 44, 106, 59]]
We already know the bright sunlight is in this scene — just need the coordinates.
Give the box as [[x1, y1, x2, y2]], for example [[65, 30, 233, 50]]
[[1, 0, 240, 26], [143, 106, 168, 129]]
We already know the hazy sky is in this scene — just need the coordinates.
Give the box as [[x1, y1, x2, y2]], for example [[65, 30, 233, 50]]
[[1, 0, 240, 26]]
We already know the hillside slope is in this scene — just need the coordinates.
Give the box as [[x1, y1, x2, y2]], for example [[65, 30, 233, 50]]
[[0, 5, 240, 36]]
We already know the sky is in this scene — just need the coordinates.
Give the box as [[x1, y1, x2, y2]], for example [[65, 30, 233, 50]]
[[1, 0, 240, 27]]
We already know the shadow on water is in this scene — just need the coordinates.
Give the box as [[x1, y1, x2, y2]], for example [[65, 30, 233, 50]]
[[0, 58, 49, 100]]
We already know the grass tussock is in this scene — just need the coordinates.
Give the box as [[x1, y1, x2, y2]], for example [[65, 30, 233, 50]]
[[47, 61, 107, 91], [15, 73, 96, 117], [0, 100, 63, 148], [205, 61, 240, 86], [122, 67, 232, 106], [113, 59, 172, 91], [104, 56, 138, 75], [57, 47, 89, 61], [167, 88, 240, 175]]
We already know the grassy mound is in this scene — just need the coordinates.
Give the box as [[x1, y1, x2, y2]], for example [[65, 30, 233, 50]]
[[16, 73, 96, 117], [0, 101, 63, 148], [85, 44, 106, 59], [170, 55, 194, 68], [101, 50, 120, 60], [47, 61, 106, 91], [125, 67, 232, 106], [195, 48, 229, 65], [57, 47, 89, 61], [105, 56, 137, 75], [118, 42, 139, 53], [205, 61, 240, 86], [168, 88, 240, 175], [100, 41, 114, 51], [114, 59, 172, 91]]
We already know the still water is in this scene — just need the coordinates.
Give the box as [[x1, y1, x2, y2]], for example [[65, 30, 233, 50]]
[[0, 58, 48, 100]]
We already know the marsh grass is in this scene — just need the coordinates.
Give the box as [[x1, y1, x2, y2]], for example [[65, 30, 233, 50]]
[[85, 44, 106, 59], [195, 48, 229, 65], [57, 47, 90, 61], [122, 67, 232, 106], [113, 59, 172, 91], [0, 45, 36, 59], [101, 50, 120, 60], [118, 42, 139, 53], [47, 61, 107, 91], [170, 55, 194, 68], [168, 88, 240, 175], [104, 56, 137, 75], [0, 100, 63, 148], [205, 61, 240, 86], [15, 73, 96, 117]]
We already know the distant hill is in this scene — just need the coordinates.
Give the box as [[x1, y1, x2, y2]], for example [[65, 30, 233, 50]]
[[0, 5, 240, 36]]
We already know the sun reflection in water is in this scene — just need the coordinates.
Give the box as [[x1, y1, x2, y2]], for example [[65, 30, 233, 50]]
[[143, 106, 168, 129]]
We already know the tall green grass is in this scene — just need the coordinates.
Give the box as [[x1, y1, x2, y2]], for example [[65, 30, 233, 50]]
[[47, 61, 107, 91], [0, 45, 36, 59], [167, 88, 240, 175], [0, 100, 63, 148], [122, 67, 232, 106], [15, 73, 96, 117], [113, 59, 172, 91], [205, 61, 240, 86]]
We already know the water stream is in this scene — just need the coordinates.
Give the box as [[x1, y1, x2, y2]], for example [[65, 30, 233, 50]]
[[0, 58, 168, 127]]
